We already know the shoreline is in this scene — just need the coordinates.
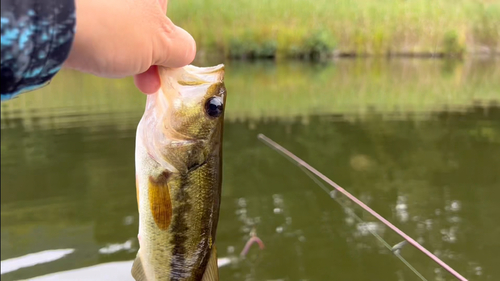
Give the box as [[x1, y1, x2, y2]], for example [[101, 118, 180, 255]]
[[194, 48, 500, 62], [2, 58, 498, 127]]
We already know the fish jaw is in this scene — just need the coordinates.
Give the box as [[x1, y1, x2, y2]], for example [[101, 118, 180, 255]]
[[133, 64, 226, 281], [138, 65, 226, 174]]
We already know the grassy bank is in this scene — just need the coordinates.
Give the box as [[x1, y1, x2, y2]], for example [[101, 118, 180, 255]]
[[1, 59, 499, 130], [168, 0, 500, 59]]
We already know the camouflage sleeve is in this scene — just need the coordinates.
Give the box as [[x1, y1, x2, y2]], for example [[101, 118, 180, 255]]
[[1, 0, 76, 101]]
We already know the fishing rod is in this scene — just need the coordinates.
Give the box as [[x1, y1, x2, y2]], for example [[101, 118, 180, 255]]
[[257, 134, 467, 281]]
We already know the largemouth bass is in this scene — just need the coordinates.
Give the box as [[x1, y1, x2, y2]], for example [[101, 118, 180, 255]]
[[132, 64, 226, 281]]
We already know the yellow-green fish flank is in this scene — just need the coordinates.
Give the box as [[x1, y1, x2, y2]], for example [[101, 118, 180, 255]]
[[133, 64, 226, 281]]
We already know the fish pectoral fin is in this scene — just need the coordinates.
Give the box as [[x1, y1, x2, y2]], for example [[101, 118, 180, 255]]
[[131, 254, 148, 281], [201, 245, 219, 281]]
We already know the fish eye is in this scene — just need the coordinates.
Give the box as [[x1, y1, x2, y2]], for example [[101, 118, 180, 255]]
[[204, 97, 224, 118]]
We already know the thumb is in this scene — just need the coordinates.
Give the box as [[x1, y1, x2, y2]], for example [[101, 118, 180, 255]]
[[158, 0, 168, 13], [153, 17, 196, 68]]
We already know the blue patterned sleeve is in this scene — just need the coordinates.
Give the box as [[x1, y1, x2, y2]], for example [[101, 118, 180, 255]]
[[1, 0, 76, 102]]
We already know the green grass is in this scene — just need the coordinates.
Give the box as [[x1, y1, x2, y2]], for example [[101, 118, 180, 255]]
[[167, 0, 500, 59]]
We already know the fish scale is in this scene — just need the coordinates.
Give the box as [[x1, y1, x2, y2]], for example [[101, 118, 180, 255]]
[[133, 64, 226, 281]]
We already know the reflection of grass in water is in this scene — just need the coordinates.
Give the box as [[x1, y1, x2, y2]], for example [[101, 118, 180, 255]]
[[167, 0, 500, 58], [227, 59, 500, 119], [1, 59, 499, 127]]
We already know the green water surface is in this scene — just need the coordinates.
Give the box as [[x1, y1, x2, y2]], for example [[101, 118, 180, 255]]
[[1, 58, 499, 281]]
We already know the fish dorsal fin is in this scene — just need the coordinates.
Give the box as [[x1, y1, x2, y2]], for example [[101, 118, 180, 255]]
[[131, 254, 148, 281], [201, 245, 219, 281]]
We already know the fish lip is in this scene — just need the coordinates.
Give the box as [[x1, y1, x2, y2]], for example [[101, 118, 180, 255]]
[[174, 65, 225, 86], [184, 64, 225, 74]]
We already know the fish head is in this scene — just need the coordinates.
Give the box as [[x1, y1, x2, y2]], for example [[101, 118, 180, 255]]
[[140, 64, 226, 173]]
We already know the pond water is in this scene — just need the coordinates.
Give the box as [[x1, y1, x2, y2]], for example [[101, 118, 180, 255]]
[[1, 58, 499, 281]]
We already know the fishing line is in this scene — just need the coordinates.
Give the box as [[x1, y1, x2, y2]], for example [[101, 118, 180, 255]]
[[298, 165, 427, 281], [262, 138, 426, 279], [257, 134, 467, 281]]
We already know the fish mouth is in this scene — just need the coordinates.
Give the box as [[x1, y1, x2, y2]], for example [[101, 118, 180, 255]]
[[184, 64, 225, 75], [176, 64, 225, 86], [142, 64, 225, 172]]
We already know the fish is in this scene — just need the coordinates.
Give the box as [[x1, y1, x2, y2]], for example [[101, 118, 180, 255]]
[[132, 64, 227, 281]]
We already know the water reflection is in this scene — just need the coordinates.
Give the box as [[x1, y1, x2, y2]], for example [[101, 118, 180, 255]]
[[2, 58, 499, 124], [1, 60, 500, 281], [1, 249, 74, 275]]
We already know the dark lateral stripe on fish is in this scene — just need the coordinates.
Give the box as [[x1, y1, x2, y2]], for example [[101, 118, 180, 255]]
[[194, 164, 218, 279], [169, 174, 191, 279], [148, 171, 173, 230]]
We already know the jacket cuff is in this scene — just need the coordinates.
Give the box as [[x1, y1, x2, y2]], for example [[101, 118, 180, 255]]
[[1, 0, 76, 101]]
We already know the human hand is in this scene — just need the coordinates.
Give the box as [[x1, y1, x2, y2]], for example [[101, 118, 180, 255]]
[[63, 0, 196, 94]]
